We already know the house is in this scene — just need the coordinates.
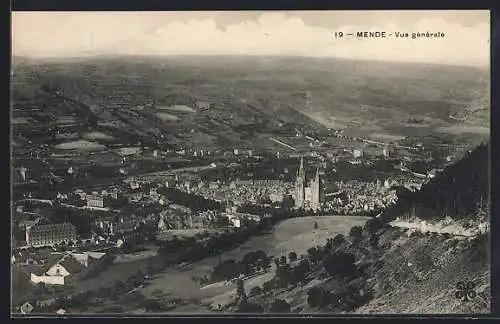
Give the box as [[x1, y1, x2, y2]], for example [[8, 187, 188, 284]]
[[56, 309, 66, 315], [194, 101, 211, 110], [427, 168, 443, 179], [86, 194, 104, 208], [19, 217, 42, 230], [30, 252, 105, 286]]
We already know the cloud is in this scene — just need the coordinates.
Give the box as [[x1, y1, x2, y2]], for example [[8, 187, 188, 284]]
[[12, 11, 490, 66]]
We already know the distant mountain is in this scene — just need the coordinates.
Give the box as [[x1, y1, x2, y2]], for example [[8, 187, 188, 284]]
[[11, 55, 489, 151]]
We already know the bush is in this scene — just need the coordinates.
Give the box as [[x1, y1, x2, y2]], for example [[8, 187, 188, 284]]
[[270, 299, 291, 313], [294, 259, 311, 283], [288, 251, 298, 263], [237, 302, 264, 313], [349, 226, 363, 241], [275, 264, 292, 287], [249, 286, 263, 297], [333, 285, 374, 312], [307, 247, 324, 264], [210, 259, 241, 282], [364, 218, 382, 234], [322, 252, 356, 279], [369, 234, 379, 248], [307, 286, 329, 308], [332, 234, 345, 247], [262, 280, 275, 293]]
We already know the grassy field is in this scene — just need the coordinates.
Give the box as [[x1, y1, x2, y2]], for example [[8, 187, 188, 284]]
[[137, 216, 370, 312]]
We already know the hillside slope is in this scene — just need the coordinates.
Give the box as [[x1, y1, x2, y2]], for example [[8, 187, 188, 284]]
[[243, 142, 490, 314]]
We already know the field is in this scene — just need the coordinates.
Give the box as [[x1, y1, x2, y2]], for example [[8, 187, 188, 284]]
[[11, 56, 490, 158], [54, 140, 106, 151], [156, 112, 180, 122], [157, 105, 195, 113], [137, 216, 370, 312]]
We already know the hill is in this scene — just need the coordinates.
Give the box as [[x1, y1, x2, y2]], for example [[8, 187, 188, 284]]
[[242, 143, 489, 314], [11, 56, 489, 153], [383, 142, 490, 225]]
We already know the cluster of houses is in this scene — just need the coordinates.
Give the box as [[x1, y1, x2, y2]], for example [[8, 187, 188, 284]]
[[12, 249, 109, 286]]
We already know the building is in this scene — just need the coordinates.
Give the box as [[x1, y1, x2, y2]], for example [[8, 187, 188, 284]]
[[294, 157, 322, 211], [353, 149, 363, 158], [86, 194, 104, 208], [382, 147, 390, 158], [26, 223, 77, 247], [309, 167, 322, 211], [30, 252, 106, 286], [295, 157, 306, 208]]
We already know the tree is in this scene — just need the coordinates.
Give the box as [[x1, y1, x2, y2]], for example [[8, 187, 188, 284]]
[[249, 286, 262, 297], [323, 252, 356, 279], [211, 259, 241, 282], [237, 302, 264, 313], [36, 282, 47, 293], [275, 264, 291, 287], [262, 280, 275, 293], [364, 218, 381, 234], [236, 279, 247, 304], [143, 299, 163, 312], [332, 234, 345, 247], [349, 226, 363, 242], [270, 299, 291, 313], [307, 286, 329, 308], [288, 251, 298, 263], [369, 234, 379, 248], [294, 259, 311, 283]]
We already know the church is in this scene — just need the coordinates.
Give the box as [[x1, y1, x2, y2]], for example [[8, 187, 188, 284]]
[[294, 157, 322, 211]]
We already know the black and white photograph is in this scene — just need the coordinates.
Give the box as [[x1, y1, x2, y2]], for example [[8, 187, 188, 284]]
[[11, 10, 490, 315]]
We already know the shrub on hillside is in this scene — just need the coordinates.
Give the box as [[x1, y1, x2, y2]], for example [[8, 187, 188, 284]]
[[249, 286, 263, 297], [307, 247, 325, 264], [262, 280, 276, 293], [307, 286, 330, 308], [210, 259, 241, 282], [349, 226, 363, 242], [364, 218, 384, 234], [332, 285, 374, 312], [322, 251, 356, 279], [236, 302, 264, 313], [276, 264, 292, 287], [369, 234, 379, 248], [332, 234, 345, 247], [294, 259, 311, 283], [270, 299, 291, 313]]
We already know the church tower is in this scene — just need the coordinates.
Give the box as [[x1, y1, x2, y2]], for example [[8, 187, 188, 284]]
[[295, 156, 305, 208], [310, 166, 321, 211]]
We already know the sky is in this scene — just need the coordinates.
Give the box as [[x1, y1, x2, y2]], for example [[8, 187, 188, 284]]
[[12, 11, 490, 66]]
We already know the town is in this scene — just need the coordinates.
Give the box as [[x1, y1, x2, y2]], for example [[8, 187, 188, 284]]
[[11, 10, 490, 315], [12, 110, 471, 314]]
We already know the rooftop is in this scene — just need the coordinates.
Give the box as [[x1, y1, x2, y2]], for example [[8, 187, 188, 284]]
[[28, 223, 76, 234]]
